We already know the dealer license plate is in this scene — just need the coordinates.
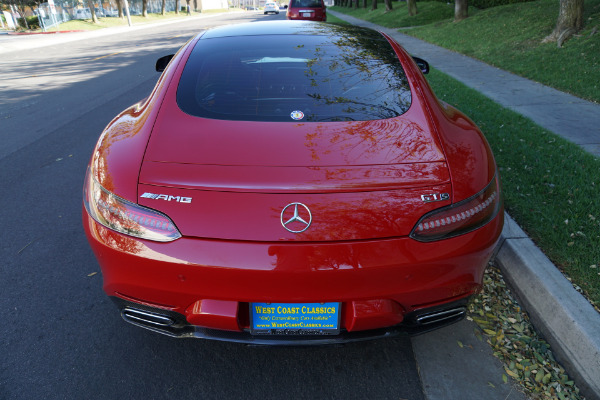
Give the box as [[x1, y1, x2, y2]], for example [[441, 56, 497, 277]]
[[250, 302, 340, 335]]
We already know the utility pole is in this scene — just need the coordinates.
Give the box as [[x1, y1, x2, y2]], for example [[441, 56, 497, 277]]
[[123, 0, 132, 26]]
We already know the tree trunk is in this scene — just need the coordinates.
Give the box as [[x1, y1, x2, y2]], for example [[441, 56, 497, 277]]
[[161, 0, 166, 15], [354, 0, 359, 9], [362, 0, 367, 8], [87, 0, 99, 23], [175, 0, 180, 13], [142, 0, 148, 17], [454, 0, 468, 22], [116, 0, 124, 18], [543, 0, 584, 46], [371, 0, 376, 10], [16, 5, 29, 29], [407, 0, 417, 16], [383, 0, 392, 11]]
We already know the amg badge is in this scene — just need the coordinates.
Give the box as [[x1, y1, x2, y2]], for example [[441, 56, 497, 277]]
[[140, 193, 192, 203]]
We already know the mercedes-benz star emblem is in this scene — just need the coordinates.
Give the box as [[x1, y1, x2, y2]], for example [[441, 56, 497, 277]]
[[281, 203, 312, 233]]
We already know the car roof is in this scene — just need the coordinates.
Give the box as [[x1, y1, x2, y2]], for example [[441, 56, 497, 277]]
[[199, 21, 383, 40]]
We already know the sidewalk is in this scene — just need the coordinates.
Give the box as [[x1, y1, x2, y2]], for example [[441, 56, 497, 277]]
[[328, 10, 600, 400]]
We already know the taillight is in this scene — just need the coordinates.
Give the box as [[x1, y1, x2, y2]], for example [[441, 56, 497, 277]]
[[410, 173, 501, 242], [83, 168, 181, 242]]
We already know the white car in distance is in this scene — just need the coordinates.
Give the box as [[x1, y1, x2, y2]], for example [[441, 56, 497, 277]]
[[264, 2, 280, 14]]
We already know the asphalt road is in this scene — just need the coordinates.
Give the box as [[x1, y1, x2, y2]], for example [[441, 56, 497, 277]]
[[0, 12, 427, 400]]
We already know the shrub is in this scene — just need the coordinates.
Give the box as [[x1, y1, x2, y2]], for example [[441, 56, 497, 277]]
[[25, 15, 40, 29]]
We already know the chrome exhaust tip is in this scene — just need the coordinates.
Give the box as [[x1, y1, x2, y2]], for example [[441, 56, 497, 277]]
[[122, 307, 176, 327], [415, 307, 466, 325]]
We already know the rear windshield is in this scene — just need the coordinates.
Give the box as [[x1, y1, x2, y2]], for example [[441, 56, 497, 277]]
[[290, 0, 323, 7], [177, 32, 412, 122]]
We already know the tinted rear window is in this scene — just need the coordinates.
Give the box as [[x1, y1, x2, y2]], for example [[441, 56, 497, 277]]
[[177, 31, 412, 122], [290, 0, 323, 7]]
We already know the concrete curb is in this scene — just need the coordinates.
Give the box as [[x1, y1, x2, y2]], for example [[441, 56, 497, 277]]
[[495, 213, 600, 400]]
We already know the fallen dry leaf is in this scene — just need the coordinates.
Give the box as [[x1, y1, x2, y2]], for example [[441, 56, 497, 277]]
[[468, 265, 584, 400]]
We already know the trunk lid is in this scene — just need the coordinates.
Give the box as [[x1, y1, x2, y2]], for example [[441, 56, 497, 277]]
[[138, 104, 451, 241]]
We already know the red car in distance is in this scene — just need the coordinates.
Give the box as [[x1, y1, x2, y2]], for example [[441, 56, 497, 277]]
[[286, 0, 326, 21], [83, 21, 503, 345]]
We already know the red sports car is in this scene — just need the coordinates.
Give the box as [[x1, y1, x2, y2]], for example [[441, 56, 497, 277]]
[[83, 21, 503, 345]]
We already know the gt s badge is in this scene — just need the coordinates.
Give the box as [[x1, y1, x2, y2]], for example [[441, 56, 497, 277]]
[[140, 192, 192, 203], [421, 193, 449, 203]]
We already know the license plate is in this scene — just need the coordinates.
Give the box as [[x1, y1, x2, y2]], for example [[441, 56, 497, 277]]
[[302, 12, 312, 17], [250, 302, 340, 335]]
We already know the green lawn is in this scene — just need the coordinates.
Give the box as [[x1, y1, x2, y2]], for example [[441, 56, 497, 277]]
[[326, 13, 349, 24]]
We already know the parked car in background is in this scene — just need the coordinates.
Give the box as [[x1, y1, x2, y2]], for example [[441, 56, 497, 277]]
[[264, 2, 280, 14], [74, 7, 92, 19], [286, 0, 326, 21], [104, 9, 119, 17]]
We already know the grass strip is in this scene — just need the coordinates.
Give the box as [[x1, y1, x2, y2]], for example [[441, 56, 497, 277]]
[[426, 68, 600, 307], [326, 13, 350, 24]]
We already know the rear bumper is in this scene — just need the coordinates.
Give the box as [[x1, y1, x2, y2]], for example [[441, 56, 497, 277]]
[[112, 296, 470, 345], [286, 12, 326, 21], [84, 208, 502, 341]]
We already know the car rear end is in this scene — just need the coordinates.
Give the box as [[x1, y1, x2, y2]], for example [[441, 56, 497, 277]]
[[264, 2, 279, 13], [83, 22, 503, 344], [286, 0, 326, 21]]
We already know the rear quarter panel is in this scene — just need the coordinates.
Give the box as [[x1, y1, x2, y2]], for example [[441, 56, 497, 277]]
[[88, 36, 200, 201], [384, 33, 496, 202]]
